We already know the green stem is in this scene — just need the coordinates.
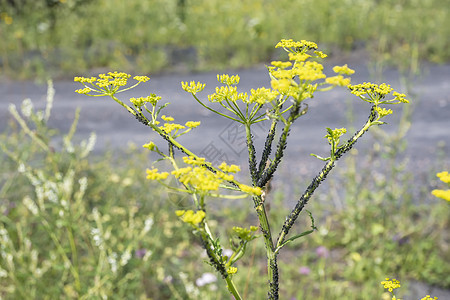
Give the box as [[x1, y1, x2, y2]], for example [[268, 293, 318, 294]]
[[225, 276, 242, 300], [257, 119, 278, 178], [251, 194, 277, 299], [245, 123, 258, 185], [276, 105, 377, 248], [257, 102, 301, 187]]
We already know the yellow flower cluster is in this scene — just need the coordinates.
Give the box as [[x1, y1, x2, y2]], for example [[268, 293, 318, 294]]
[[238, 183, 263, 196], [348, 82, 410, 105], [161, 115, 174, 121], [326, 75, 351, 86], [159, 122, 185, 134], [217, 74, 240, 85], [271, 61, 292, 69], [181, 81, 206, 95], [269, 57, 325, 98], [348, 82, 393, 98], [74, 72, 150, 96], [146, 168, 169, 180], [94, 72, 130, 88], [248, 87, 279, 105], [436, 171, 450, 183], [172, 166, 222, 191], [325, 128, 347, 144], [157, 116, 200, 136], [294, 61, 326, 82], [376, 107, 393, 118], [325, 64, 354, 86], [332, 64, 355, 75], [74, 76, 97, 83], [381, 278, 401, 292], [232, 225, 258, 240], [275, 39, 318, 51], [183, 156, 206, 166], [175, 210, 206, 226], [288, 52, 310, 62], [75, 87, 92, 94], [208, 86, 248, 103], [172, 156, 233, 191], [421, 295, 438, 300], [314, 50, 328, 58], [431, 171, 450, 202], [393, 92, 409, 103], [133, 75, 150, 82], [227, 267, 238, 274], [129, 95, 161, 107], [142, 142, 156, 150], [218, 162, 241, 173], [185, 121, 201, 128], [431, 189, 450, 201]]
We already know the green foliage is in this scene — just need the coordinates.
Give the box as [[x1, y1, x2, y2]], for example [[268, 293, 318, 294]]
[[1, 0, 449, 79], [0, 82, 218, 299]]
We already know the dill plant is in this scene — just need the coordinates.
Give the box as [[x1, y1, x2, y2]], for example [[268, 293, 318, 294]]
[[75, 39, 409, 299]]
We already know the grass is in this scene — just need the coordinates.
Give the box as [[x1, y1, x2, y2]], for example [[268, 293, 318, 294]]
[[1, 0, 449, 79], [0, 75, 448, 298]]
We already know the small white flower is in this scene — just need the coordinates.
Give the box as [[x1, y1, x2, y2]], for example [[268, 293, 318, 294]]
[[195, 272, 217, 287]]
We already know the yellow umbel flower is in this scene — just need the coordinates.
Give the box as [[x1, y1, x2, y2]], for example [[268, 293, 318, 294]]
[[314, 50, 328, 58], [218, 162, 241, 173], [208, 86, 248, 103], [288, 52, 310, 62], [133, 75, 150, 82], [181, 81, 206, 94], [239, 184, 263, 196], [159, 123, 185, 134], [248, 87, 279, 105], [74, 76, 96, 83], [183, 156, 206, 166], [142, 142, 156, 151], [325, 75, 351, 87], [161, 115, 175, 121], [271, 78, 294, 94], [381, 278, 401, 293], [348, 82, 392, 97], [175, 210, 206, 226], [217, 74, 240, 85], [74, 72, 151, 97], [376, 107, 393, 118], [275, 39, 318, 51], [431, 171, 450, 202], [75, 87, 92, 95], [332, 64, 355, 75], [348, 82, 409, 105], [421, 295, 438, 300], [171, 167, 192, 178], [393, 92, 409, 103], [292, 61, 326, 82], [271, 61, 292, 69], [146, 168, 169, 180], [185, 121, 201, 128], [431, 189, 450, 202], [129, 95, 161, 107], [436, 171, 450, 183]]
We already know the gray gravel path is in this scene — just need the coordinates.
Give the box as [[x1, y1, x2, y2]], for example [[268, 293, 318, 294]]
[[1, 60, 449, 175]]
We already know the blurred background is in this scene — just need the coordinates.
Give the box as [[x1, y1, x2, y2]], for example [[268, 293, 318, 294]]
[[0, 0, 449, 79]]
